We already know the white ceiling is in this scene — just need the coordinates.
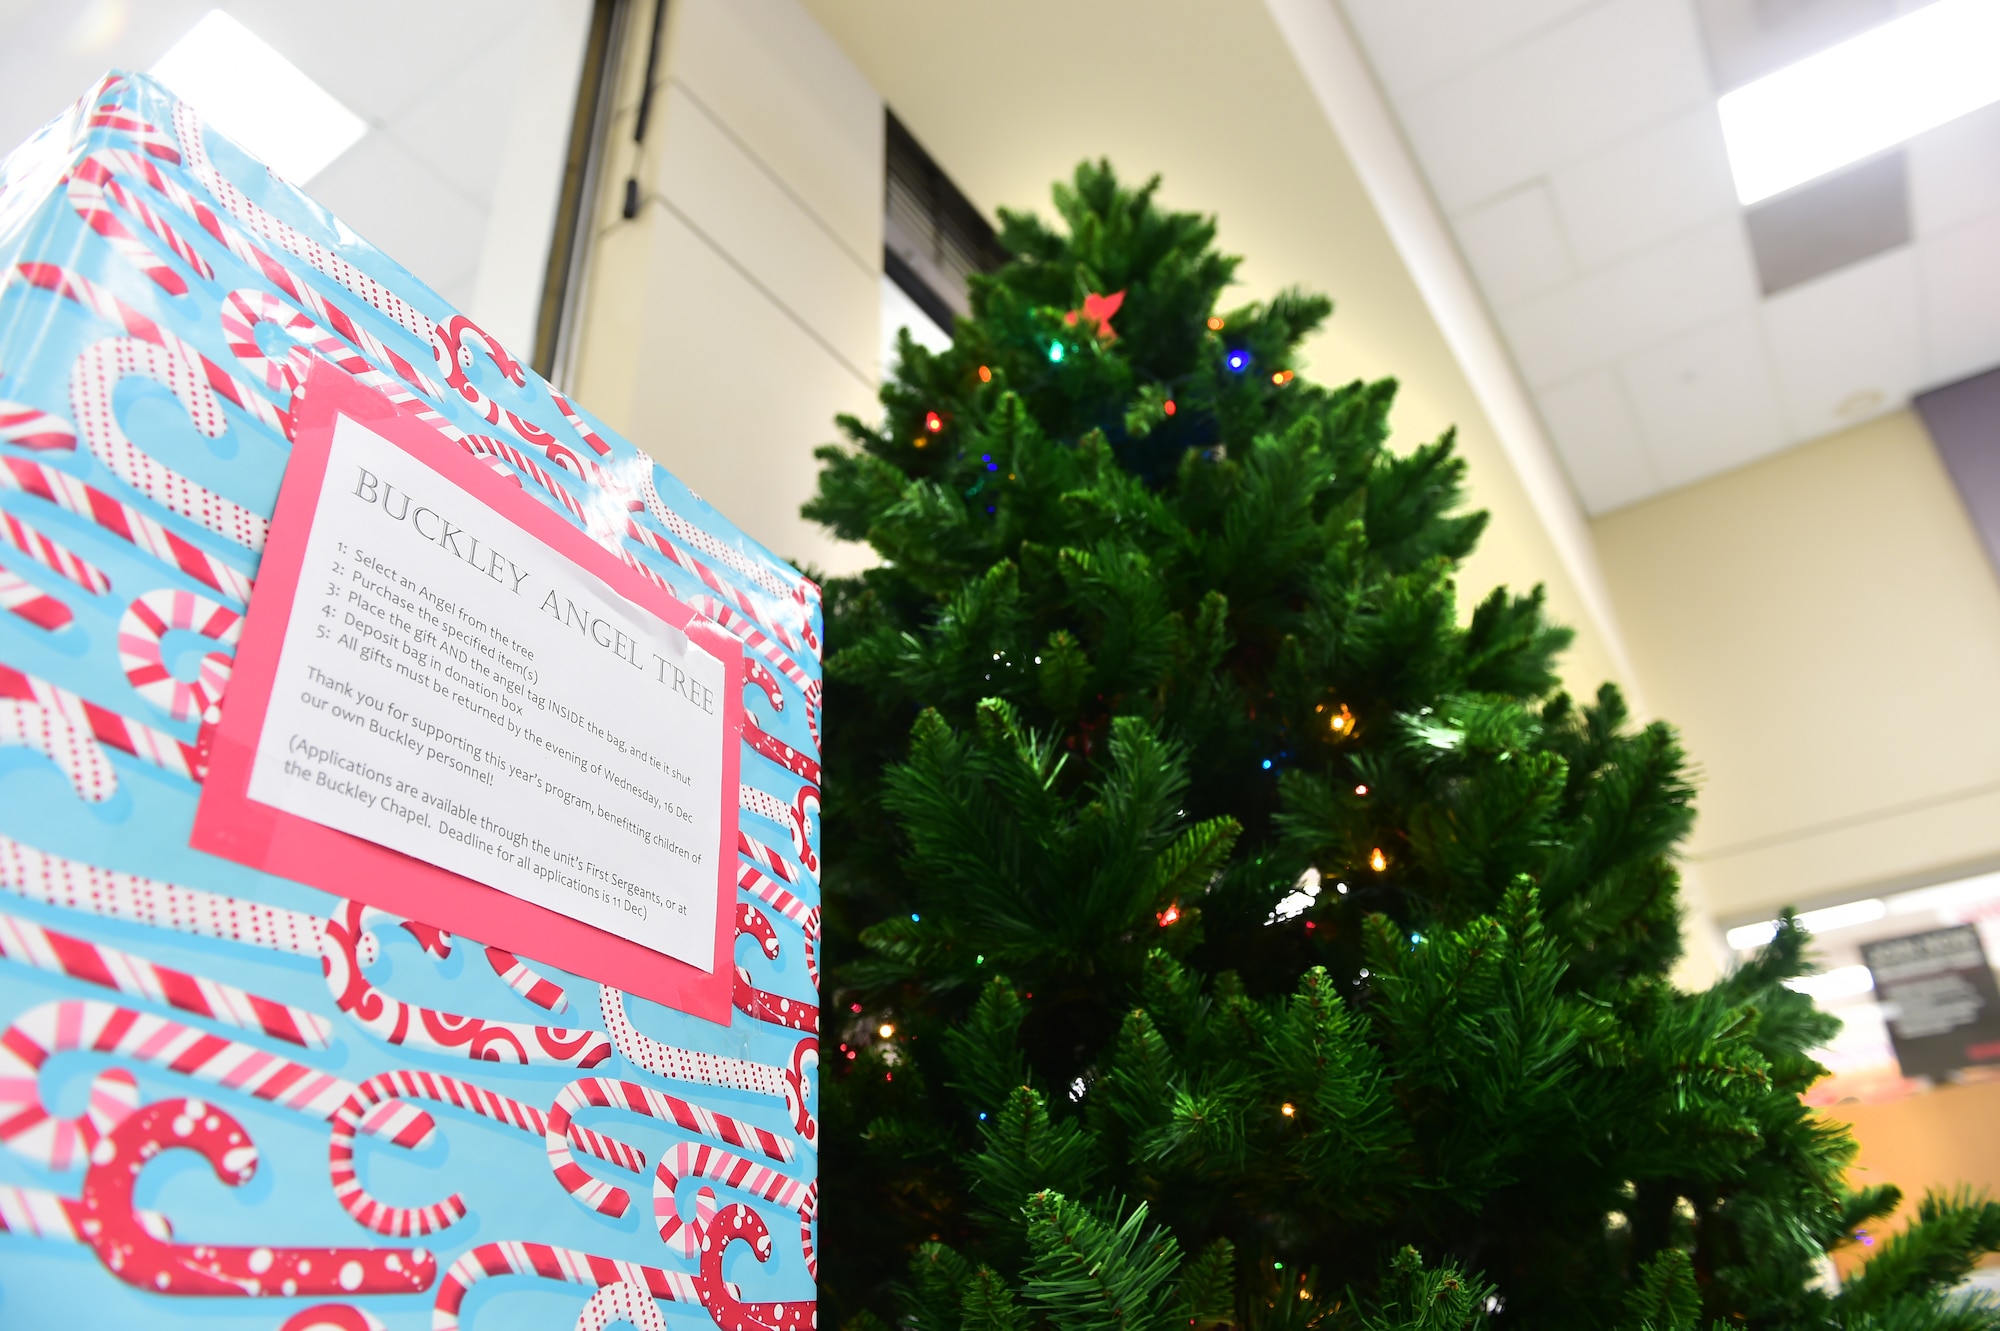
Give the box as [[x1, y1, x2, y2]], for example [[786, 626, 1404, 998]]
[[0, 0, 579, 349], [1340, 0, 2000, 513]]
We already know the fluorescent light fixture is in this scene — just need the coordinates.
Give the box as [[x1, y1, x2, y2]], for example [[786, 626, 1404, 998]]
[[1783, 964, 1877, 1002], [1725, 897, 1887, 951], [151, 9, 366, 183], [1887, 869, 2000, 916], [1718, 0, 2000, 205]]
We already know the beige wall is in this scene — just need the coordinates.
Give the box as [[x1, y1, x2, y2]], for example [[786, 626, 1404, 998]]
[[1821, 1077, 2000, 1277], [803, 0, 1631, 705], [1594, 409, 2000, 928], [570, 0, 880, 576]]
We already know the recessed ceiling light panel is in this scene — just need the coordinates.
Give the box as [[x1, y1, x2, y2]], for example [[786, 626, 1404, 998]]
[[1718, 0, 2000, 205], [150, 9, 367, 183]]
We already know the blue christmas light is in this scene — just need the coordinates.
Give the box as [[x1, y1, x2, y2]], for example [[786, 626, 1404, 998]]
[[1048, 342, 1066, 363], [910, 913, 920, 922], [1226, 350, 1250, 372], [1261, 758, 1273, 770]]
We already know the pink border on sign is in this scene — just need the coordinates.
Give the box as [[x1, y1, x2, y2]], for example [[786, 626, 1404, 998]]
[[193, 360, 743, 1022]]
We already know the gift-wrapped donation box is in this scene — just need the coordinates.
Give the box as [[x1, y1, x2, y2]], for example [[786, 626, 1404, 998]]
[[0, 74, 820, 1329]]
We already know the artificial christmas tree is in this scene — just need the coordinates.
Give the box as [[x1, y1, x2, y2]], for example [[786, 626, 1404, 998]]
[[807, 163, 2000, 1329]]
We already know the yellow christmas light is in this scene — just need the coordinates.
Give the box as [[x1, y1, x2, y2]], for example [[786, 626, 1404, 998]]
[[1370, 847, 1388, 872]]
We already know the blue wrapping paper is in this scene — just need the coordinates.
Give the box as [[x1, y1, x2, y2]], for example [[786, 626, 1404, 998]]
[[0, 72, 820, 1330]]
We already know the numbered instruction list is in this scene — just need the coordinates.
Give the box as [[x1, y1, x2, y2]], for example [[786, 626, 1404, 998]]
[[247, 413, 726, 969]]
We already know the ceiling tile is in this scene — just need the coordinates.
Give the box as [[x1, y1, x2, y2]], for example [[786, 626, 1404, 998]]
[[1760, 247, 1920, 438], [1547, 107, 1736, 270], [305, 131, 487, 298], [1908, 100, 2000, 240], [1452, 183, 1574, 306], [1499, 215, 1758, 386], [1398, 0, 1712, 212], [1619, 311, 1790, 488], [1536, 370, 1661, 513], [1917, 211, 2000, 387], [226, 0, 534, 125], [1338, 0, 1600, 100], [380, 23, 538, 206]]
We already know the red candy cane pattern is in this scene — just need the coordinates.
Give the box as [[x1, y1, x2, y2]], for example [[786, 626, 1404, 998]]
[[744, 656, 783, 711], [740, 865, 819, 989], [0, 399, 77, 450], [653, 1142, 816, 1266], [117, 587, 241, 724], [433, 1241, 700, 1331], [544, 1076, 795, 1219], [0, 565, 71, 629], [0, 507, 112, 593], [8, 88, 820, 1316], [221, 285, 438, 408], [0, 907, 331, 1047], [73, 1097, 435, 1298], [0, 453, 252, 603], [738, 903, 780, 961], [329, 1069, 608, 1238], [485, 946, 570, 1014], [433, 316, 575, 460], [17, 261, 291, 443], [697, 595, 821, 748], [744, 715, 821, 785], [734, 968, 818, 1035], [0, 1180, 168, 1243], [85, 100, 179, 159], [0, 999, 382, 1170], [694, 596, 812, 699], [0, 1056, 136, 1171], [694, 1204, 818, 1331], [0, 834, 327, 958], [598, 988, 819, 1149], [739, 783, 819, 877], [72, 101, 438, 399], [67, 151, 214, 293], [280, 1306, 388, 1331], [173, 100, 435, 345], [220, 287, 318, 392], [321, 901, 611, 1068], [70, 336, 271, 548], [739, 830, 800, 885], [0, 693, 116, 800], [574, 1283, 669, 1331], [0, 661, 200, 786]]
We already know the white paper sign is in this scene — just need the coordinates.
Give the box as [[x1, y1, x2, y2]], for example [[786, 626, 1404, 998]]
[[248, 414, 726, 968]]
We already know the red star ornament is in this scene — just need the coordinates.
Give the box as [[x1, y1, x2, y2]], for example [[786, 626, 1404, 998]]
[[1063, 289, 1126, 340]]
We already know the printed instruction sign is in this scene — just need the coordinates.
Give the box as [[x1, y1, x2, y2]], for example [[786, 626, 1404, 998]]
[[196, 363, 744, 1017], [1861, 924, 2000, 1082], [244, 414, 726, 967]]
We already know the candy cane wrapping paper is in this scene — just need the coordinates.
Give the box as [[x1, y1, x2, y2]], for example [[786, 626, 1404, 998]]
[[0, 73, 819, 1328]]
